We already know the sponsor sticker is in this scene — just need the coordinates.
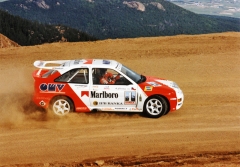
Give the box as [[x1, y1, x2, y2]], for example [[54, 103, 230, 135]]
[[115, 108, 127, 110], [131, 108, 140, 111], [139, 94, 142, 102], [93, 101, 98, 105], [38, 61, 44, 67], [76, 107, 88, 111], [144, 86, 153, 91], [104, 86, 110, 90], [103, 60, 111, 64], [147, 82, 161, 87], [124, 91, 136, 104], [91, 91, 118, 98], [115, 87, 127, 90], [81, 91, 89, 97], [101, 108, 113, 111], [39, 83, 65, 92], [98, 102, 123, 105]]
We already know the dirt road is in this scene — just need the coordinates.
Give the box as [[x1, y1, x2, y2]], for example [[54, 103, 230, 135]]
[[0, 32, 239, 166]]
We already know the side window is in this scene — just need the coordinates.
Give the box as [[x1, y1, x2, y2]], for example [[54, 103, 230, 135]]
[[55, 68, 89, 84], [92, 68, 132, 85]]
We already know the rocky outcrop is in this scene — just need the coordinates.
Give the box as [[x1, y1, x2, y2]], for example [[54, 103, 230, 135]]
[[35, 0, 50, 9], [150, 2, 165, 11], [123, 1, 145, 12], [0, 34, 20, 48], [123, 1, 165, 12]]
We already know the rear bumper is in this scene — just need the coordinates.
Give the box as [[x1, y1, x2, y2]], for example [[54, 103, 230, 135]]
[[32, 93, 51, 109]]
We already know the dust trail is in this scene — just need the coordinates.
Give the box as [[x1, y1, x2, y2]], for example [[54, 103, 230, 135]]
[[0, 67, 46, 128]]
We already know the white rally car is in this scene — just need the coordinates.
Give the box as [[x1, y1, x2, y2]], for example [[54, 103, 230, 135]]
[[33, 59, 184, 118]]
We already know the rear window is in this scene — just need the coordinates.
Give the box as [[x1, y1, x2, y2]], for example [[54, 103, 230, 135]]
[[42, 70, 57, 78], [55, 68, 89, 84]]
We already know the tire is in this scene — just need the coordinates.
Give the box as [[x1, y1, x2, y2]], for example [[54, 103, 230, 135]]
[[49, 96, 74, 116], [143, 95, 168, 118]]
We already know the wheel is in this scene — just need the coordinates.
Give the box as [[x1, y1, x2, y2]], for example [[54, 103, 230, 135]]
[[144, 95, 168, 118], [49, 96, 74, 116]]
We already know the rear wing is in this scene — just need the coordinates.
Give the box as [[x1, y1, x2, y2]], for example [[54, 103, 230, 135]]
[[33, 60, 69, 76]]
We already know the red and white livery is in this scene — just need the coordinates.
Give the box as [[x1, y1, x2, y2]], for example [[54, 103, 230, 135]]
[[32, 59, 184, 118]]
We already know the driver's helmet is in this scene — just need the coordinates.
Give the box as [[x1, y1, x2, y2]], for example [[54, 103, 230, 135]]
[[99, 68, 107, 75]]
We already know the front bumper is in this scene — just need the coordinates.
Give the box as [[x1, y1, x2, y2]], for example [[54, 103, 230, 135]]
[[176, 89, 184, 110]]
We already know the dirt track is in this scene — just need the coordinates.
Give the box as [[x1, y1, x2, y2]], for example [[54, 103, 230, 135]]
[[0, 32, 239, 166]]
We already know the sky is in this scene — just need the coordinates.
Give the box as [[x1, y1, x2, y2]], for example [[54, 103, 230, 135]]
[[0, 0, 239, 18]]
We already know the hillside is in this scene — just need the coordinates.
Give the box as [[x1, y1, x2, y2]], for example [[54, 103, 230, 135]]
[[0, 9, 97, 46], [0, 0, 239, 39], [0, 33, 19, 48], [0, 32, 239, 166]]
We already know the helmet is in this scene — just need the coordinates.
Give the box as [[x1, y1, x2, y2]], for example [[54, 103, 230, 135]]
[[100, 68, 107, 74]]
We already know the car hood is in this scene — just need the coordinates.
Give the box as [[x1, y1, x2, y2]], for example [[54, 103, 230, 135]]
[[138, 76, 180, 90], [146, 76, 175, 87]]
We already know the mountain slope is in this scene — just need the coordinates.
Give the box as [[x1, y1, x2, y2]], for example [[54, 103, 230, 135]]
[[0, 33, 19, 48], [0, 9, 97, 46], [0, 0, 239, 39]]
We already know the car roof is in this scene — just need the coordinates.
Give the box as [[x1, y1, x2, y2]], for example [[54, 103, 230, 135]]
[[67, 59, 119, 68], [34, 59, 121, 72]]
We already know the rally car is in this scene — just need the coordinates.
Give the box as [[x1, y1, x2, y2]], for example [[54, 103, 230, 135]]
[[32, 59, 184, 118]]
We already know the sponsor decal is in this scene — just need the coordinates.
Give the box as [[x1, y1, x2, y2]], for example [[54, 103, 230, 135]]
[[74, 59, 93, 64], [101, 108, 113, 111], [93, 101, 98, 106], [131, 87, 136, 90], [147, 82, 161, 87], [115, 108, 127, 110], [91, 91, 118, 98], [115, 87, 127, 90], [75, 85, 88, 88], [40, 83, 65, 92], [84, 59, 93, 64], [104, 86, 110, 90], [38, 61, 44, 67], [103, 60, 110, 64], [36, 97, 50, 100], [74, 60, 82, 64], [124, 91, 136, 104], [99, 102, 123, 105], [144, 86, 153, 91], [131, 108, 140, 111], [81, 91, 89, 97], [76, 107, 88, 110]]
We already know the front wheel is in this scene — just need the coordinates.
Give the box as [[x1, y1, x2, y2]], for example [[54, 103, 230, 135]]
[[49, 96, 74, 116], [143, 95, 168, 118]]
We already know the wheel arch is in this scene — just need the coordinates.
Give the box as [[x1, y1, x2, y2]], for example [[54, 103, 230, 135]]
[[144, 94, 170, 114], [49, 94, 75, 111]]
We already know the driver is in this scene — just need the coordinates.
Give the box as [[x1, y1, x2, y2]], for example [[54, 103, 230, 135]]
[[97, 68, 120, 84]]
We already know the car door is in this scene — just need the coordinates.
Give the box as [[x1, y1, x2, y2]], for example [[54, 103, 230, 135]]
[[90, 68, 138, 111], [64, 68, 91, 111]]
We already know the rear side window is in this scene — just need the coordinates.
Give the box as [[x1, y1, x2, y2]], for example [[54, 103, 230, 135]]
[[55, 68, 89, 84], [42, 70, 57, 78]]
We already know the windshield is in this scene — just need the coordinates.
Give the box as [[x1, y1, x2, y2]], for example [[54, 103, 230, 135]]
[[121, 65, 145, 83]]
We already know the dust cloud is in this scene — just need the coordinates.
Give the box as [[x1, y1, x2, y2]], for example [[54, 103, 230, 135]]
[[0, 67, 46, 128]]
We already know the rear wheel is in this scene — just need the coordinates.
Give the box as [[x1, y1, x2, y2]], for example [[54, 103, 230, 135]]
[[144, 95, 168, 118], [49, 96, 74, 116]]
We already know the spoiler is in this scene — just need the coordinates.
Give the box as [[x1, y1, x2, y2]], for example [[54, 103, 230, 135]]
[[33, 60, 69, 76]]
